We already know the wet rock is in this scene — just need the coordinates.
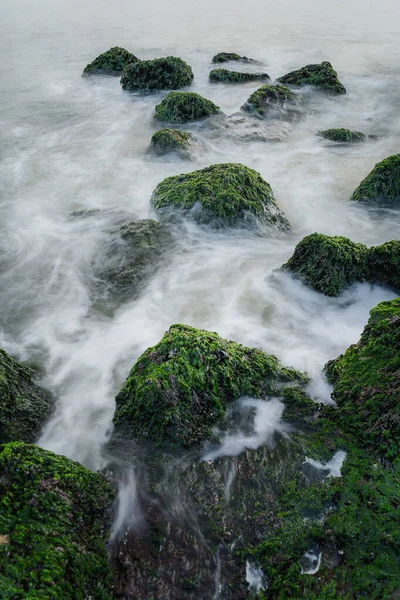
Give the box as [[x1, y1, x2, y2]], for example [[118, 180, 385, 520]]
[[120, 56, 193, 91], [0, 349, 52, 444], [200, 113, 294, 143], [209, 68, 269, 83], [318, 128, 366, 143], [150, 163, 291, 231], [149, 128, 202, 158], [367, 240, 400, 291], [350, 154, 400, 206], [241, 84, 302, 119], [277, 61, 346, 94], [83, 47, 139, 76], [211, 52, 258, 64], [154, 91, 220, 124], [0, 442, 115, 599]]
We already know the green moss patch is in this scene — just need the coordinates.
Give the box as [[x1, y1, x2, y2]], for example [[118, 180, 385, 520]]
[[83, 47, 139, 76], [211, 52, 255, 64], [154, 91, 219, 124], [120, 56, 193, 91], [277, 61, 346, 94], [350, 154, 400, 206], [149, 128, 195, 157], [209, 69, 269, 83], [241, 84, 298, 116]]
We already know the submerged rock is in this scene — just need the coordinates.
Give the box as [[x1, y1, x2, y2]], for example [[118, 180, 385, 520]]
[[120, 56, 193, 91], [211, 52, 257, 64], [350, 154, 400, 206], [111, 323, 305, 447], [154, 91, 220, 124], [281, 233, 369, 296], [0, 349, 52, 444], [318, 128, 366, 143], [150, 163, 291, 231], [241, 84, 301, 118], [209, 68, 269, 83], [83, 46, 139, 76], [277, 61, 346, 95], [326, 298, 400, 460], [199, 113, 294, 143], [0, 442, 115, 599], [149, 128, 201, 158]]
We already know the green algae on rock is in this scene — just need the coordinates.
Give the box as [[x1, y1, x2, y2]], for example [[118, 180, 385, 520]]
[[83, 47, 139, 76], [120, 56, 193, 91], [281, 233, 369, 296], [211, 52, 256, 64], [0, 442, 115, 599], [326, 298, 400, 461], [149, 128, 197, 157], [154, 91, 220, 124], [278, 61, 346, 94], [318, 128, 366, 143], [209, 68, 269, 83], [241, 84, 299, 117], [150, 163, 291, 231], [0, 349, 52, 444], [350, 154, 400, 206], [367, 240, 400, 291], [112, 323, 305, 447]]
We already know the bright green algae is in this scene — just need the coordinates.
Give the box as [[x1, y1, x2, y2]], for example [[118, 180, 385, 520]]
[[0, 442, 115, 599], [120, 56, 193, 91], [150, 163, 291, 231], [277, 61, 346, 94], [0, 349, 52, 444], [351, 154, 400, 206], [326, 298, 400, 461], [112, 323, 306, 447], [209, 68, 269, 83], [83, 47, 139, 76], [154, 91, 219, 124], [150, 128, 195, 156], [318, 128, 366, 142], [241, 83, 298, 116], [281, 233, 400, 296]]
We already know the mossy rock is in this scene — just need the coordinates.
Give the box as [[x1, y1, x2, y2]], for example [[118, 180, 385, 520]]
[[367, 240, 400, 291], [150, 163, 291, 231], [0, 442, 115, 599], [209, 68, 269, 83], [0, 349, 52, 444], [326, 298, 400, 461], [241, 84, 300, 117], [281, 233, 369, 296], [318, 128, 366, 143], [211, 52, 256, 64], [277, 61, 346, 94], [120, 56, 193, 91], [350, 154, 400, 206], [112, 323, 306, 447], [154, 91, 220, 124], [83, 47, 139, 76], [149, 128, 197, 158], [93, 219, 173, 299]]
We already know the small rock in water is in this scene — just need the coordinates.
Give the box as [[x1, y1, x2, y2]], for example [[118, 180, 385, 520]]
[[82, 46, 139, 76], [209, 68, 270, 83], [277, 60, 346, 94], [212, 52, 258, 64], [318, 128, 366, 142], [241, 83, 303, 120], [351, 154, 400, 206], [120, 56, 193, 91], [154, 91, 220, 123]]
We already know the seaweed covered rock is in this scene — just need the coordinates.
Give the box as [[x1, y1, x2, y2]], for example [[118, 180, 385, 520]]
[[318, 128, 366, 143], [112, 324, 305, 447], [154, 91, 220, 124], [241, 84, 300, 118], [367, 240, 400, 291], [0, 442, 115, 599], [278, 61, 346, 94], [120, 56, 193, 91], [350, 154, 400, 206], [0, 349, 52, 444], [150, 163, 291, 231], [93, 219, 172, 300], [211, 52, 256, 64], [149, 128, 200, 158], [326, 298, 400, 460], [83, 47, 139, 76], [281, 233, 369, 296], [209, 68, 269, 83]]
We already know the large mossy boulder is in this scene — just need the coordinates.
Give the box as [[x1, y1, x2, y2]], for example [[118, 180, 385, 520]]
[[0, 442, 115, 599], [367, 240, 400, 291], [83, 47, 139, 76], [154, 91, 220, 124], [281, 233, 369, 296], [318, 128, 366, 143], [112, 324, 305, 447], [241, 84, 299, 118], [149, 128, 198, 158], [326, 298, 400, 461], [277, 61, 346, 94], [211, 52, 256, 64], [150, 163, 291, 231], [350, 154, 400, 206], [120, 56, 193, 91], [0, 349, 52, 444], [209, 69, 269, 83]]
